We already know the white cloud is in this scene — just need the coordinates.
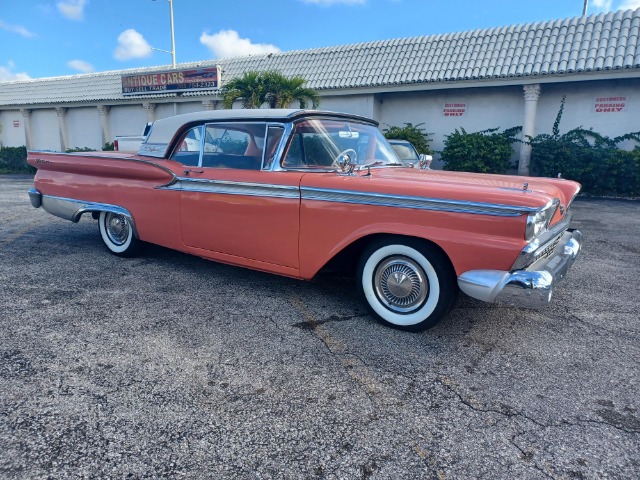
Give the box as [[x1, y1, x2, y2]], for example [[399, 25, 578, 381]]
[[200, 29, 281, 58], [0, 19, 36, 38], [591, 0, 640, 11], [591, 0, 613, 9], [57, 0, 87, 20], [0, 63, 31, 82], [620, 0, 640, 9], [67, 59, 95, 73], [114, 29, 152, 60], [301, 0, 366, 4]]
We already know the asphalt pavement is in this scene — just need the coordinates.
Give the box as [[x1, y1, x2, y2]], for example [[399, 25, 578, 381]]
[[1, 175, 638, 479]]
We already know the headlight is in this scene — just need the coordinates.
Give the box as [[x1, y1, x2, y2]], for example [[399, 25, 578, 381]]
[[526, 201, 558, 241]]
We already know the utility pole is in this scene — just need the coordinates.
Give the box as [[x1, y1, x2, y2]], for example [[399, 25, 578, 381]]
[[168, 0, 176, 68], [151, 0, 177, 68], [583, 0, 588, 15]]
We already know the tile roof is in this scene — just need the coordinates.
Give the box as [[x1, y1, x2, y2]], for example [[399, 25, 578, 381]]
[[1, 8, 638, 107]]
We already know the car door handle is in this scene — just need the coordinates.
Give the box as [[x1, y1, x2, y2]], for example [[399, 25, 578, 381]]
[[183, 169, 204, 175]]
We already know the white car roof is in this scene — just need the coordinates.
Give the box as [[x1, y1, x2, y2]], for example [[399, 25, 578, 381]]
[[140, 109, 377, 158]]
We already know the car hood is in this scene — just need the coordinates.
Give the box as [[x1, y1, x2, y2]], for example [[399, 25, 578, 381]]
[[300, 167, 581, 218]]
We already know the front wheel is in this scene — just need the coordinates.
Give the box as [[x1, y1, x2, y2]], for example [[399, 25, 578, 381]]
[[98, 211, 141, 257], [357, 238, 458, 332]]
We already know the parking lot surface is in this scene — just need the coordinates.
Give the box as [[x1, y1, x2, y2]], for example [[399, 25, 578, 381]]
[[1, 175, 639, 479]]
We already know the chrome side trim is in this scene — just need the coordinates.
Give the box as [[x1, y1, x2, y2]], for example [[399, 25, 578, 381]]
[[300, 187, 538, 217], [161, 177, 300, 199], [458, 229, 582, 309], [39, 194, 139, 237]]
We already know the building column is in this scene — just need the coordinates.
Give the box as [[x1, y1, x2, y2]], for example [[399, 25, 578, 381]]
[[518, 84, 541, 176], [56, 107, 69, 152], [202, 99, 216, 110], [20, 108, 32, 150], [97, 105, 110, 147], [143, 102, 157, 123]]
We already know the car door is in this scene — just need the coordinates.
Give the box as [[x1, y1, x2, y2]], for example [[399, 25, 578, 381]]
[[168, 122, 302, 270]]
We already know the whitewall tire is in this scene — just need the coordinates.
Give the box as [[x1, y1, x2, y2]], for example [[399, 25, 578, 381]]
[[357, 238, 457, 332], [98, 211, 141, 257]]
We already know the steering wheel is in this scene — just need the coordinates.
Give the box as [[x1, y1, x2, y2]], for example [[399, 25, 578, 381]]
[[332, 148, 358, 168]]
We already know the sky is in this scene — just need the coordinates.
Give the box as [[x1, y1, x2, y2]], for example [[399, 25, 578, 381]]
[[1, 0, 639, 81]]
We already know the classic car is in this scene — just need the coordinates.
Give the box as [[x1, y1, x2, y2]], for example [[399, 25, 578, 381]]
[[27, 109, 582, 332], [388, 138, 430, 168]]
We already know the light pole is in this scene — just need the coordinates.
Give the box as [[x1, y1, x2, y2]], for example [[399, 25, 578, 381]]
[[151, 0, 177, 68], [583, 0, 588, 15]]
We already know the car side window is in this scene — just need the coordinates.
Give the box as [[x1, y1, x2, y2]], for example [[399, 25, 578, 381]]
[[170, 126, 201, 166], [201, 122, 266, 170]]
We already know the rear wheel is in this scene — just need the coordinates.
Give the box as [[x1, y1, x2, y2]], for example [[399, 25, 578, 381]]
[[357, 238, 457, 332], [98, 211, 141, 257]]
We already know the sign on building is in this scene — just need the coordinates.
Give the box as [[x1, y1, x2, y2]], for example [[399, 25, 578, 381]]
[[13, 120, 20, 128], [594, 96, 628, 113], [443, 102, 467, 117], [121, 66, 220, 95]]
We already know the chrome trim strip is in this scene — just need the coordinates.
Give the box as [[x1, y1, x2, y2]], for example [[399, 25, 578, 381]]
[[39, 194, 139, 237], [300, 187, 538, 217], [162, 180, 540, 216], [161, 177, 300, 199]]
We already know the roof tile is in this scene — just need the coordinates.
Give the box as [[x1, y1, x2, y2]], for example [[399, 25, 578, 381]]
[[1, 8, 639, 106]]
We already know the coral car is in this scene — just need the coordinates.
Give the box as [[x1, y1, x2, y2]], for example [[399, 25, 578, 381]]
[[27, 109, 582, 331]]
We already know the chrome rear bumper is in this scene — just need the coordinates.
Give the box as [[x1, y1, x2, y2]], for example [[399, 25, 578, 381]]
[[457, 229, 582, 309]]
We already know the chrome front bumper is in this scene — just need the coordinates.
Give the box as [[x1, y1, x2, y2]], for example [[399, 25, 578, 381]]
[[457, 229, 582, 309]]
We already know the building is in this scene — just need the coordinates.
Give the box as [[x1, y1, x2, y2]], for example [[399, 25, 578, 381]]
[[1, 8, 639, 173]]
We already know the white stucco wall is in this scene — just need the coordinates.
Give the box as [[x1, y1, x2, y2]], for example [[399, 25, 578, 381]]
[[30, 109, 60, 151], [67, 107, 102, 150], [534, 79, 640, 144], [2, 77, 638, 159], [110, 105, 147, 138], [0, 110, 26, 147], [320, 94, 381, 120]]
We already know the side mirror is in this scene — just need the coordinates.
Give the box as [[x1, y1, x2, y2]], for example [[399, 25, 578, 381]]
[[419, 154, 432, 170], [338, 153, 356, 175]]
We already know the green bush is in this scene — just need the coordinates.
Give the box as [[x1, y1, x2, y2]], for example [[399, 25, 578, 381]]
[[440, 126, 521, 174], [383, 123, 432, 154], [65, 147, 96, 153], [0, 146, 32, 173], [103, 142, 115, 151], [529, 97, 640, 195]]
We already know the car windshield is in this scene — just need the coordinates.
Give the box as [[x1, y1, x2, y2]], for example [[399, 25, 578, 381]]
[[390, 141, 419, 162], [282, 118, 402, 169]]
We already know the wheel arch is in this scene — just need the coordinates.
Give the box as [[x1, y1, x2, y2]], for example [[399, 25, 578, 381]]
[[77, 205, 139, 239], [316, 232, 456, 279]]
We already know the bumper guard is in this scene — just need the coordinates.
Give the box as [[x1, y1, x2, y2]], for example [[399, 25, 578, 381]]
[[457, 229, 582, 309]]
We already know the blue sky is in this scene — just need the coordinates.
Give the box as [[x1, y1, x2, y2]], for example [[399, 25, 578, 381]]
[[1, 0, 639, 81]]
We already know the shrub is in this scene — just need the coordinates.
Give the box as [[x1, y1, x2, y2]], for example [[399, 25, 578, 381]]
[[529, 97, 640, 195], [383, 123, 432, 154], [0, 146, 32, 173], [103, 142, 115, 151], [65, 147, 96, 153], [440, 126, 521, 174]]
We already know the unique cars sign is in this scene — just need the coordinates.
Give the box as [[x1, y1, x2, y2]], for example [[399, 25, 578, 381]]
[[121, 66, 220, 95]]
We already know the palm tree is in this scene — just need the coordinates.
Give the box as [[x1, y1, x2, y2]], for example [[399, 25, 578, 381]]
[[264, 71, 320, 109], [220, 71, 268, 109]]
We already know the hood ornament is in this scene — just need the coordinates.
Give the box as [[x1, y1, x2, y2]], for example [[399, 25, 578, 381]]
[[523, 182, 529, 191]]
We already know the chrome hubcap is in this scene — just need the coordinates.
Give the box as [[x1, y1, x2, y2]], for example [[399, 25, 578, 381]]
[[105, 213, 129, 246], [374, 256, 429, 313]]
